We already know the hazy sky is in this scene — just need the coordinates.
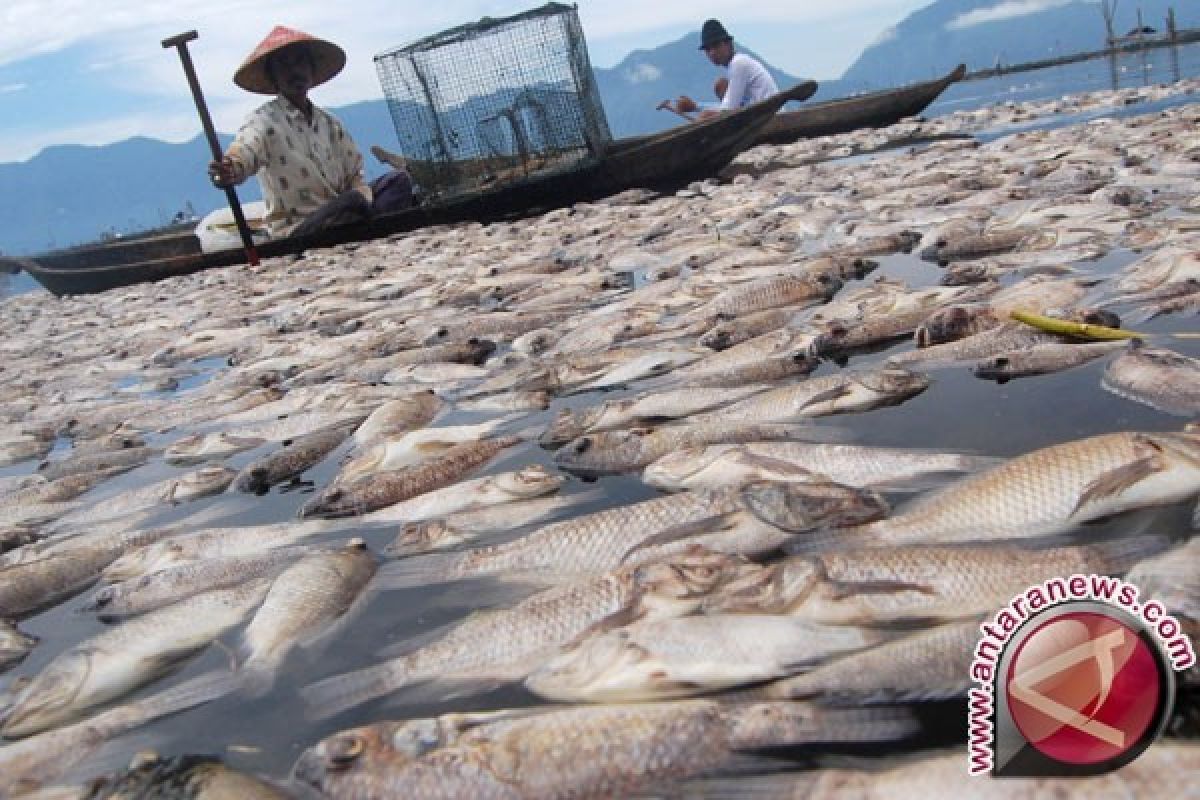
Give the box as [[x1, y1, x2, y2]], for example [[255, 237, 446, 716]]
[[0, 1, 1106, 166]]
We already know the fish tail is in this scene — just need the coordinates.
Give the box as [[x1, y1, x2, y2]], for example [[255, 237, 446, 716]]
[[373, 551, 472, 590], [301, 661, 407, 720], [131, 668, 244, 725]]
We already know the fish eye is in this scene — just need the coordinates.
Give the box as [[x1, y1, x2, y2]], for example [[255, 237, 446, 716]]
[[574, 437, 592, 454], [325, 734, 365, 767]]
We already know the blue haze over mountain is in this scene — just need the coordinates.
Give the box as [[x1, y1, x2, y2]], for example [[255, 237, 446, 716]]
[[1, 0, 1197, 255]]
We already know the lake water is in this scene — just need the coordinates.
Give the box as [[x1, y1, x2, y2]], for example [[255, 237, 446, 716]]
[[2, 44, 1199, 794]]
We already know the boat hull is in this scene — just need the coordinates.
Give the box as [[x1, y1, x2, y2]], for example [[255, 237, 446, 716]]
[[14, 84, 812, 297]]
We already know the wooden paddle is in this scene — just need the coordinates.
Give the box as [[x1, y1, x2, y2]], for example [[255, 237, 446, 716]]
[[163, 30, 260, 266]]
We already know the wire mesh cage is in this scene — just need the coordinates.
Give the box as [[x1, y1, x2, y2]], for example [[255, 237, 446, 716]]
[[374, 3, 612, 200]]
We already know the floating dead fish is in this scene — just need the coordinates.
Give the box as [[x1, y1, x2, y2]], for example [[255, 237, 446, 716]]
[[644, 442, 991, 492], [240, 541, 377, 691], [291, 701, 916, 799], [2, 581, 268, 737], [1103, 339, 1200, 416], [234, 417, 362, 494], [972, 339, 1125, 382], [812, 429, 1200, 550], [525, 613, 885, 703]]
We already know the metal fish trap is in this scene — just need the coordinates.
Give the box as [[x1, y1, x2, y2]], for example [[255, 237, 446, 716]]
[[375, 2, 612, 201]]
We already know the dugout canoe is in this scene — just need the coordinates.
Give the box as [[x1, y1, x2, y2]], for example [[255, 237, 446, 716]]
[[7, 82, 815, 297], [754, 64, 965, 145]]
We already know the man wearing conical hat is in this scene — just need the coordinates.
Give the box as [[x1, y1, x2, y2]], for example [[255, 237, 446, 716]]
[[674, 19, 779, 121], [209, 26, 412, 238]]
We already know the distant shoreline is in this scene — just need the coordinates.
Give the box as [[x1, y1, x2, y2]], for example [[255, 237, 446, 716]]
[[964, 27, 1200, 81]]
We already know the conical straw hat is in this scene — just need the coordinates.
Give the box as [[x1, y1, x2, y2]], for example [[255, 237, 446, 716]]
[[234, 26, 346, 94]]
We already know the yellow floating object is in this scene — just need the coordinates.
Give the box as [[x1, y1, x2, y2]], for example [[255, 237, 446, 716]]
[[1009, 309, 1140, 341]]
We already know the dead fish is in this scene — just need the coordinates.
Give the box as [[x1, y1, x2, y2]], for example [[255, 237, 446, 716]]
[[554, 422, 831, 477], [0, 435, 55, 468], [2, 581, 269, 737], [567, 349, 704, 393], [2, 546, 127, 619], [0, 618, 37, 673], [0, 469, 124, 507], [234, 418, 362, 494], [37, 447, 159, 482], [291, 701, 916, 799], [758, 618, 981, 704], [691, 368, 931, 424], [920, 227, 1037, 264], [302, 548, 750, 718], [972, 340, 1125, 382], [358, 465, 564, 525], [299, 436, 521, 518], [1103, 339, 1200, 416], [350, 390, 444, 446], [682, 274, 841, 325], [80, 547, 311, 619], [49, 466, 237, 529], [0, 672, 241, 796], [240, 541, 377, 691], [525, 614, 885, 703], [644, 442, 990, 492], [102, 519, 347, 581], [887, 323, 1062, 369], [820, 429, 1200, 549]]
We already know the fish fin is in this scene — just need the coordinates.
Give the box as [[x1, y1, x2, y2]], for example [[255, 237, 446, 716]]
[[1071, 439, 1165, 518], [730, 451, 821, 480], [618, 512, 742, 564], [797, 383, 853, 411], [561, 604, 646, 649], [301, 661, 410, 720]]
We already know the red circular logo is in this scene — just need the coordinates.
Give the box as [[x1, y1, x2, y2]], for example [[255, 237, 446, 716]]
[[1005, 610, 1162, 765]]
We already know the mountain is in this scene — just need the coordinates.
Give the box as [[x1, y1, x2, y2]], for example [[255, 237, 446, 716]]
[[841, 0, 1198, 91]]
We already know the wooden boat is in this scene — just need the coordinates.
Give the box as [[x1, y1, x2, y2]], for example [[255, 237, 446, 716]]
[[754, 64, 966, 146], [6, 82, 815, 297]]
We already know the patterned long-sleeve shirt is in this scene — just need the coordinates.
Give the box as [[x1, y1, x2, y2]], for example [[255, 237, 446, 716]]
[[226, 96, 371, 236]]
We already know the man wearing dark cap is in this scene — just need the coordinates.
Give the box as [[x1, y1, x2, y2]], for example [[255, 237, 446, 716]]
[[685, 19, 780, 120], [208, 26, 413, 238]]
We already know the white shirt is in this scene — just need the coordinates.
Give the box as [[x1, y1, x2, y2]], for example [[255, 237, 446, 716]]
[[227, 96, 370, 236], [719, 53, 780, 111]]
